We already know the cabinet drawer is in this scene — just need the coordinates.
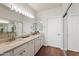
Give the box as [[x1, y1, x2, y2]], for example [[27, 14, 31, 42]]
[[14, 40, 34, 56], [14, 43, 27, 56], [2, 51, 13, 56]]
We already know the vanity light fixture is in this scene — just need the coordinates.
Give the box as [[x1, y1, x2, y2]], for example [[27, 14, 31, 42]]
[[24, 12, 27, 16], [0, 19, 9, 23], [18, 8, 22, 14], [29, 14, 34, 18], [21, 10, 25, 15], [26, 12, 34, 18], [11, 5, 35, 18]]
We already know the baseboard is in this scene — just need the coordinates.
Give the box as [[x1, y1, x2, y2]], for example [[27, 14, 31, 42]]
[[66, 50, 79, 56], [67, 50, 79, 53], [43, 43, 48, 46], [44, 44, 67, 51], [43, 43, 61, 49]]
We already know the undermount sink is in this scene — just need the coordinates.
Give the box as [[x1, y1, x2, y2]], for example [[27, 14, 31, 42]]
[[22, 35, 30, 38]]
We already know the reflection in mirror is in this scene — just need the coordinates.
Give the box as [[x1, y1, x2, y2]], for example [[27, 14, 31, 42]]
[[0, 4, 24, 43], [0, 19, 16, 43], [0, 3, 36, 44], [15, 21, 23, 38]]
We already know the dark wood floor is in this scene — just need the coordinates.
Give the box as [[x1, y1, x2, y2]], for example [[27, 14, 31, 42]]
[[35, 46, 64, 56], [67, 50, 79, 56]]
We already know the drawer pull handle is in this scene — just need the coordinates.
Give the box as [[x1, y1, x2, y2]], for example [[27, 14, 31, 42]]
[[19, 50, 25, 55]]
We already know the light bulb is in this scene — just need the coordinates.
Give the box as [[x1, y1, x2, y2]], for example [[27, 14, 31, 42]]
[[0, 20, 9, 23], [11, 5, 14, 10], [24, 12, 27, 16], [10, 5, 35, 18], [18, 8, 22, 14], [21, 10, 25, 15]]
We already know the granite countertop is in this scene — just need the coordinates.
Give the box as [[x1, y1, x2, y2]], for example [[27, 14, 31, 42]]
[[0, 34, 40, 55]]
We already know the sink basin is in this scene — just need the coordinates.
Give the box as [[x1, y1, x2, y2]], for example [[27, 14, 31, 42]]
[[22, 35, 30, 38]]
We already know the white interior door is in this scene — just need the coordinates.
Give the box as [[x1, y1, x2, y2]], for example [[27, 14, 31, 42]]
[[63, 15, 68, 51], [68, 16, 79, 52], [47, 17, 63, 49], [17, 22, 22, 37]]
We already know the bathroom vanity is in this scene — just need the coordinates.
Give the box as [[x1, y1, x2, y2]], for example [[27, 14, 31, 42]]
[[0, 33, 44, 56]]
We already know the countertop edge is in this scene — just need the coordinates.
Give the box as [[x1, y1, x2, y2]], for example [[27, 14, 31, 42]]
[[0, 34, 41, 55]]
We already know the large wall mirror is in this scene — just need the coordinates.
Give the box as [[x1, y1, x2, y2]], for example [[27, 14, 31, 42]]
[[0, 4, 36, 43], [0, 19, 16, 43], [0, 18, 24, 43]]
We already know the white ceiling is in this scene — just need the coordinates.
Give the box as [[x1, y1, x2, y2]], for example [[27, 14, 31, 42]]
[[0, 3, 63, 22], [28, 3, 62, 12], [3, 3, 63, 13]]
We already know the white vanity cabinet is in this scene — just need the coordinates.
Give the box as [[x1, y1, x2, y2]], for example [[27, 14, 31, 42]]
[[24, 40, 34, 56], [13, 40, 34, 56], [1, 34, 44, 56], [40, 34, 45, 47], [34, 34, 45, 55], [34, 37, 41, 55], [13, 44, 27, 56]]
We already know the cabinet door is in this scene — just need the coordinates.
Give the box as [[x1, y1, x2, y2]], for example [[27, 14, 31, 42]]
[[40, 34, 45, 47], [34, 37, 41, 55], [25, 40, 34, 56], [40, 36, 43, 47], [38, 36, 42, 48], [14, 40, 34, 56], [13, 44, 27, 56]]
